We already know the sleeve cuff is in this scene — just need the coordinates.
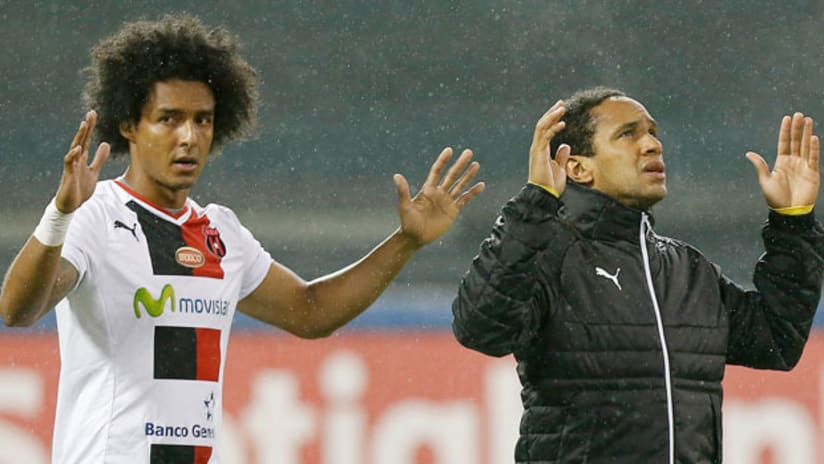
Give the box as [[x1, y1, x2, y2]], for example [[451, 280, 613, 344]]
[[500, 184, 563, 225], [768, 209, 816, 231], [518, 184, 562, 210], [527, 181, 560, 198], [772, 204, 814, 216]]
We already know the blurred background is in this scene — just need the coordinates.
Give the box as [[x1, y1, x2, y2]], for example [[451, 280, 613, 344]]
[[3, 0, 823, 310], [0, 1, 822, 463]]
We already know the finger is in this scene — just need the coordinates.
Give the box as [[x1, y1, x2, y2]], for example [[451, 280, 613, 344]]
[[424, 147, 453, 187], [90, 142, 111, 173], [800, 117, 813, 161], [81, 110, 98, 153], [547, 99, 564, 112], [810, 135, 820, 171], [455, 182, 486, 208], [74, 112, 95, 166], [448, 161, 480, 197], [69, 119, 88, 152], [535, 100, 566, 126], [393, 173, 412, 209], [790, 112, 804, 157], [745, 151, 770, 183], [64, 145, 81, 166], [440, 149, 473, 189], [531, 102, 567, 152], [531, 100, 566, 144], [63, 146, 82, 177], [777, 115, 791, 157]]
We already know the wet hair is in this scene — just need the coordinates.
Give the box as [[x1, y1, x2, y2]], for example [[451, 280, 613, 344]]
[[83, 14, 258, 157], [549, 86, 625, 158]]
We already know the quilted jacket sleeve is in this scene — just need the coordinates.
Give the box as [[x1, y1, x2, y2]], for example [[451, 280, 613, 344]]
[[725, 210, 824, 370], [451, 184, 574, 358]]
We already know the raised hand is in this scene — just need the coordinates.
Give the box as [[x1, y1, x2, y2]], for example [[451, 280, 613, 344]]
[[393, 147, 485, 247], [746, 112, 820, 209], [55, 111, 111, 213], [529, 100, 571, 195]]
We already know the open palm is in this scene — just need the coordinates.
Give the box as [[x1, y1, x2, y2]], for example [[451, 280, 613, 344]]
[[529, 100, 571, 195], [55, 111, 111, 213], [394, 148, 485, 247], [746, 112, 820, 209]]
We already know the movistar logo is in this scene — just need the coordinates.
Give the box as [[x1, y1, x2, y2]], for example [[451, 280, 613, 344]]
[[133, 284, 176, 319]]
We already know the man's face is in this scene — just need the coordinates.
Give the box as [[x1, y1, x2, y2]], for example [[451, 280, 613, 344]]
[[584, 96, 666, 210], [121, 79, 215, 208]]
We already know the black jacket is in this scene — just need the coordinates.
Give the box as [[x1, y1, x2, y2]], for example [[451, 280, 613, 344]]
[[452, 183, 824, 463]]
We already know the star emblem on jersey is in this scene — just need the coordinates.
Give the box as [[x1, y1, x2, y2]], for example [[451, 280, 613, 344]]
[[595, 266, 622, 291], [204, 392, 215, 421]]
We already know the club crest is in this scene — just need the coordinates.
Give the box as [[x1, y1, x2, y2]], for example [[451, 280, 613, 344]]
[[203, 226, 227, 258]]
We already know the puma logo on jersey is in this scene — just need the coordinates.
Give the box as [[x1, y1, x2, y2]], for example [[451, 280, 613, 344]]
[[114, 220, 139, 241], [595, 266, 622, 291]]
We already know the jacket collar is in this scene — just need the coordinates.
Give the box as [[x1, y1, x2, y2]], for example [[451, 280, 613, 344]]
[[560, 182, 655, 243]]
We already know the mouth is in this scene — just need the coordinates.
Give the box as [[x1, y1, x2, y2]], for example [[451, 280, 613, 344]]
[[642, 160, 666, 178], [172, 157, 199, 172]]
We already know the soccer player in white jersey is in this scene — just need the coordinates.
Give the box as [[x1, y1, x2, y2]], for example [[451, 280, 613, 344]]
[[0, 15, 485, 464]]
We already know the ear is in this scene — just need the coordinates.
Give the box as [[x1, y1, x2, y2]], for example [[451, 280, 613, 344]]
[[119, 121, 136, 143], [565, 155, 594, 185]]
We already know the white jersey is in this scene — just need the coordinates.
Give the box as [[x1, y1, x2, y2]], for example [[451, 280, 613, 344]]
[[52, 180, 272, 464]]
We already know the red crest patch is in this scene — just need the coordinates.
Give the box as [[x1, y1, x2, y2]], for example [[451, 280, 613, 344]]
[[203, 226, 227, 258]]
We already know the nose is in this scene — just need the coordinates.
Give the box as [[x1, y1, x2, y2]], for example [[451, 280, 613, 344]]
[[642, 133, 663, 156], [178, 120, 196, 147]]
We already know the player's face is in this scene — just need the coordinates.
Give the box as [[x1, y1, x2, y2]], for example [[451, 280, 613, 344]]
[[587, 97, 666, 210], [121, 79, 215, 208]]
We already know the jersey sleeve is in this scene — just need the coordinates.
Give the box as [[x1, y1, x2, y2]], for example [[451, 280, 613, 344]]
[[221, 208, 272, 300], [61, 199, 104, 292]]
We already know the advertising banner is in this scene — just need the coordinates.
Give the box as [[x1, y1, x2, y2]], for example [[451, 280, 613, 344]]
[[0, 331, 820, 463]]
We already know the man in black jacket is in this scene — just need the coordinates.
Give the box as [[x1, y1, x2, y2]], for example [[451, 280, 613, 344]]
[[452, 87, 824, 463]]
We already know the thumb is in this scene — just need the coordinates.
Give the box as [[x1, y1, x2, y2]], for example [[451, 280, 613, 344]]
[[554, 144, 571, 167], [551, 144, 571, 191], [393, 174, 412, 209], [745, 151, 770, 183], [90, 142, 111, 173]]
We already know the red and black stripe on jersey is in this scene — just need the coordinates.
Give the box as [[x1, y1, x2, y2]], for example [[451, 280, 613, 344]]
[[127, 200, 225, 279], [150, 444, 212, 463], [154, 326, 220, 382]]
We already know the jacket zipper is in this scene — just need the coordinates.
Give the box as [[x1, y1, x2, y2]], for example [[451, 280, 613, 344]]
[[640, 213, 675, 464]]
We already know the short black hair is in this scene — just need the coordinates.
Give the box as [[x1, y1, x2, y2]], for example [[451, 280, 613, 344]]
[[83, 14, 258, 157], [550, 86, 625, 158]]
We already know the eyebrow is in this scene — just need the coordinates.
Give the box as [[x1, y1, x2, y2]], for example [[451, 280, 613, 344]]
[[154, 108, 215, 116], [611, 118, 658, 138]]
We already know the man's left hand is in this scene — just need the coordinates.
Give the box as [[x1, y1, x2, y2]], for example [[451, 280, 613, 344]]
[[746, 112, 820, 209]]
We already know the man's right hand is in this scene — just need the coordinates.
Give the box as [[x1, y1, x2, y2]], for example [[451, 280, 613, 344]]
[[55, 110, 111, 213], [528, 100, 571, 196]]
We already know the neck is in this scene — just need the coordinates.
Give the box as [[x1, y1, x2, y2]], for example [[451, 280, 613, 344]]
[[121, 169, 190, 210]]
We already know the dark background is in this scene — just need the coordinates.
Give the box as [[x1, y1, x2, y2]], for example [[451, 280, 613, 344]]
[[1, 0, 822, 328]]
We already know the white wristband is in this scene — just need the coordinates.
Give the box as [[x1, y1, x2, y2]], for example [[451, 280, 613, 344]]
[[32, 198, 74, 247]]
